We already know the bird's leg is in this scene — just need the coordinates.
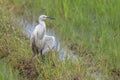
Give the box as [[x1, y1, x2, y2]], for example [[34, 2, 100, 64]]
[[31, 43, 39, 57], [38, 50, 43, 58], [40, 50, 42, 56], [31, 47, 39, 60], [38, 50, 42, 56], [40, 50, 45, 62]]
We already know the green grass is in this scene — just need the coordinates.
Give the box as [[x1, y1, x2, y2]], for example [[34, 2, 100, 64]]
[[0, 0, 120, 80], [0, 61, 19, 80]]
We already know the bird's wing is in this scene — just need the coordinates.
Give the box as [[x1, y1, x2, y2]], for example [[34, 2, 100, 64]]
[[44, 35, 55, 49], [30, 34, 39, 54], [42, 35, 56, 54], [30, 34, 35, 47]]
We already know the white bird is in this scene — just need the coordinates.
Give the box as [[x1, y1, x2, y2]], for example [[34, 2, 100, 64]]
[[30, 15, 55, 57]]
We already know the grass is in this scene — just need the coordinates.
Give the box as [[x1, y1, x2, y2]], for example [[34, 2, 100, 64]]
[[0, 0, 120, 80], [0, 61, 19, 80]]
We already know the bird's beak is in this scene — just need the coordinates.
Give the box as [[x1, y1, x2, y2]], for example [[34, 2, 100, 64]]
[[46, 16, 55, 20]]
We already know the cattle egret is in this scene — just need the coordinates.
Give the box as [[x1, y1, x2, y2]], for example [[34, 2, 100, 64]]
[[30, 15, 55, 57]]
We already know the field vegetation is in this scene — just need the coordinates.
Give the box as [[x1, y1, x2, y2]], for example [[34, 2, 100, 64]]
[[0, 0, 120, 80]]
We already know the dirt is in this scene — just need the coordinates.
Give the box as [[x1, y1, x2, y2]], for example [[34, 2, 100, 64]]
[[111, 69, 120, 79], [0, 45, 10, 59], [68, 42, 93, 57], [14, 57, 39, 80]]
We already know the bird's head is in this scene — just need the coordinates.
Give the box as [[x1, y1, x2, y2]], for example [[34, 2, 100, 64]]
[[39, 15, 54, 21]]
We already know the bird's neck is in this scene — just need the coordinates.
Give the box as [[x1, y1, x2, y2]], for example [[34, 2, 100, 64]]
[[39, 20, 46, 28]]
